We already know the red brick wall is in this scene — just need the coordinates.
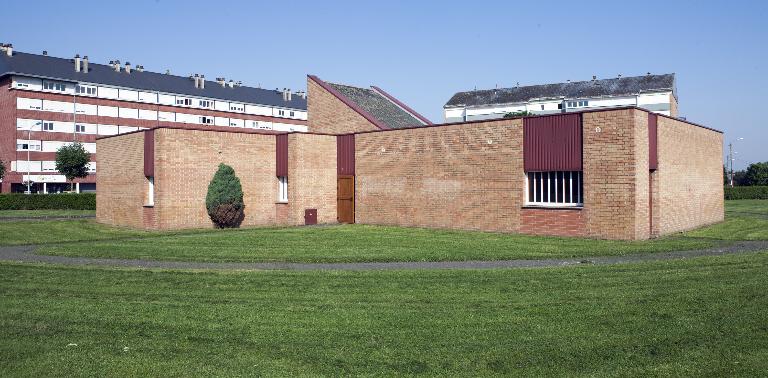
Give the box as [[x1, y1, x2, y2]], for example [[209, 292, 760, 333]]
[[520, 208, 586, 237], [582, 108, 649, 240], [152, 128, 277, 229], [656, 116, 724, 234], [307, 78, 380, 134], [286, 133, 337, 225], [96, 132, 147, 228], [0, 77, 16, 192], [355, 119, 523, 233]]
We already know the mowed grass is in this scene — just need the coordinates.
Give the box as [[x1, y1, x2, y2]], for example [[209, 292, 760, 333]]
[[1, 253, 767, 376], [0, 209, 95, 218], [685, 199, 768, 240], [35, 224, 717, 263], [9, 200, 766, 263]]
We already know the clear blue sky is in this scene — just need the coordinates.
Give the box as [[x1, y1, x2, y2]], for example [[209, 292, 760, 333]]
[[1, 0, 765, 168]]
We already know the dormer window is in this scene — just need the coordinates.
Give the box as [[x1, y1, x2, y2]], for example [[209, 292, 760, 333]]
[[43, 80, 67, 92]]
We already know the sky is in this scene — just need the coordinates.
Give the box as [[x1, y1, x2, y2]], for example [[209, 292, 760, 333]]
[[1, 0, 765, 169]]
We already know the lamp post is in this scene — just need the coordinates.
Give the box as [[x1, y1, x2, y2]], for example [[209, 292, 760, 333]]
[[26, 126, 31, 194], [728, 137, 744, 187]]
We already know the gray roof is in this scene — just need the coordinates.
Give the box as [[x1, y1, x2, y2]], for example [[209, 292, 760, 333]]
[[445, 73, 675, 108], [327, 82, 425, 129], [0, 51, 306, 110]]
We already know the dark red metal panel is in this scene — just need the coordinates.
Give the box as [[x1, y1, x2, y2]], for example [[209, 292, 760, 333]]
[[304, 209, 317, 225], [337, 134, 355, 175], [276, 134, 288, 177], [524, 114, 582, 171], [143, 129, 154, 177], [648, 113, 658, 170]]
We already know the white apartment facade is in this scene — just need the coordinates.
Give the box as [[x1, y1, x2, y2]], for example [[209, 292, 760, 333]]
[[443, 73, 678, 122]]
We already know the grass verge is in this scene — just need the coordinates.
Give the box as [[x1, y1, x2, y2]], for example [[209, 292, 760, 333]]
[[0, 209, 96, 218], [1, 253, 767, 376]]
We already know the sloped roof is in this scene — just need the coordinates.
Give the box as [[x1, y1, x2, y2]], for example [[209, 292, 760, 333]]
[[0, 50, 306, 110], [445, 73, 675, 108], [326, 82, 428, 129]]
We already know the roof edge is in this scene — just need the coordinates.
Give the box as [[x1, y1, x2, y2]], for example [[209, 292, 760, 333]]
[[370, 86, 432, 125], [307, 75, 389, 130]]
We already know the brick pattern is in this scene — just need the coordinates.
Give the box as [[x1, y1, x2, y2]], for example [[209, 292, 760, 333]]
[[355, 119, 523, 233], [582, 109, 648, 240], [307, 78, 380, 134], [286, 133, 337, 225], [96, 132, 147, 228], [520, 208, 585, 237], [656, 116, 724, 234], [153, 128, 278, 229], [0, 77, 16, 192]]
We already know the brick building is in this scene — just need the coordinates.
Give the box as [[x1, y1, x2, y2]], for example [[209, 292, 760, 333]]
[[96, 75, 723, 240], [0, 44, 308, 193]]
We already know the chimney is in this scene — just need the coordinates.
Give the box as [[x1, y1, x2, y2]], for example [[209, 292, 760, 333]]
[[136, 65, 143, 72], [235, 80, 242, 87], [592, 75, 597, 81], [113, 60, 121, 72], [199, 74, 205, 89], [82, 56, 89, 73], [193, 74, 200, 88], [228, 80, 234, 88], [42, 50, 48, 56], [566, 79, 571, 83], [5, 44, 12, 57], [217, 77, 226, 87], [124, 62, 131, 74], [647, 72, 651, 76], [298, 91, 307, 99], [618, 73, 622, 78], [74, 54, 81, 72]]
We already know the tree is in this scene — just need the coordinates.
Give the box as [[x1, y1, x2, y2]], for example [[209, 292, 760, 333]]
[[745, 161, 768, 186], [503, 110, 533, 118], [55, 142, 90, 191], [205, 163, 245, 228]]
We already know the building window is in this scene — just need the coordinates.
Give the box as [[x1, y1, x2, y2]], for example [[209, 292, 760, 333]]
[[200, 116, 213, 125], [278, 176, 288, 202], [43, 81, 67, 92], [199, 100, 213, 108], [289, 111, 295, 117], [176, 98, 192, 106], [17, 142, 41, 151], [540, 105, 544, 110], [526, 171, 583, 206], [146, 176, 154, 206], [43, 122, 54, 131], [278, 110, 285, 116], [230, 105, 244, 112], [75, 124, 86, 133], [76, 85, 96, 95]]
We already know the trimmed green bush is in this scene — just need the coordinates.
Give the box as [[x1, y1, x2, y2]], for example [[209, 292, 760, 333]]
[[0, 193, 96, 210], [725, 186, 768, 200], [205, 164, 245, 228]]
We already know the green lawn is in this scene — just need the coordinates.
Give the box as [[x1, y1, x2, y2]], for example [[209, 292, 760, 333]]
[[0, 209, 95, 218], [3, 199, 765, 263], [1, 252, 767, 376]]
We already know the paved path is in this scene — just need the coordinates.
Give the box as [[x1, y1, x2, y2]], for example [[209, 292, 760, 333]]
[[0, 240, 766, 271]]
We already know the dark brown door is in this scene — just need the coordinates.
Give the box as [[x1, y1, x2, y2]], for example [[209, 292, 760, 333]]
[[337, 175, 355, 223]]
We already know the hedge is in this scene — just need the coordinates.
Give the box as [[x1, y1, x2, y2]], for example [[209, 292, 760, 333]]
[[0, 193, 96, 210], [724, 186, 768, 200]]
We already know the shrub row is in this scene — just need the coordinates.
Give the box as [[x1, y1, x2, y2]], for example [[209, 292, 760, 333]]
[[0, 193, 96, 210], [724, 186, 768, 200]]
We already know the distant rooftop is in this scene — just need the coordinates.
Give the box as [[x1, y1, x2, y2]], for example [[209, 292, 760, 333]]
[[445, 73, 676, 108], [0, 47, 306, 110], [326, 82, 429, 129]]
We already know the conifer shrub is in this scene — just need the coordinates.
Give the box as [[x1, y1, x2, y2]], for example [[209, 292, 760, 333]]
[[205, 164, 245, 228]]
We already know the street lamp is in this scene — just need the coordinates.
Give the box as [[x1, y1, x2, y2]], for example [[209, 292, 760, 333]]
[[728, 137, 744, 188], [26, 125, 31, 194]]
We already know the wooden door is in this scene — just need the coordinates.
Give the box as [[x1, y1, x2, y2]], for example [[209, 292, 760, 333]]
[[337, 175, 355, 223]]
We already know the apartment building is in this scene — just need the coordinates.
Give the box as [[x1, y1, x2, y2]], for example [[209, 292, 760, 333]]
[[0, 43, 308, 193], [443, 73, 678, 122]]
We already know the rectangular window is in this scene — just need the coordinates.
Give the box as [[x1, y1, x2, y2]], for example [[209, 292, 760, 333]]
[[200, 116, 213, 124], [199, 100, 213, 108], [289, 111, 295, 117], [75, 124, 86, 133], [43, 122, 54, 131], [146, 176, 155, 206], [278, 110, 285, 116], [278, 176, 288, 202], [525, 171, 583, 207]]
